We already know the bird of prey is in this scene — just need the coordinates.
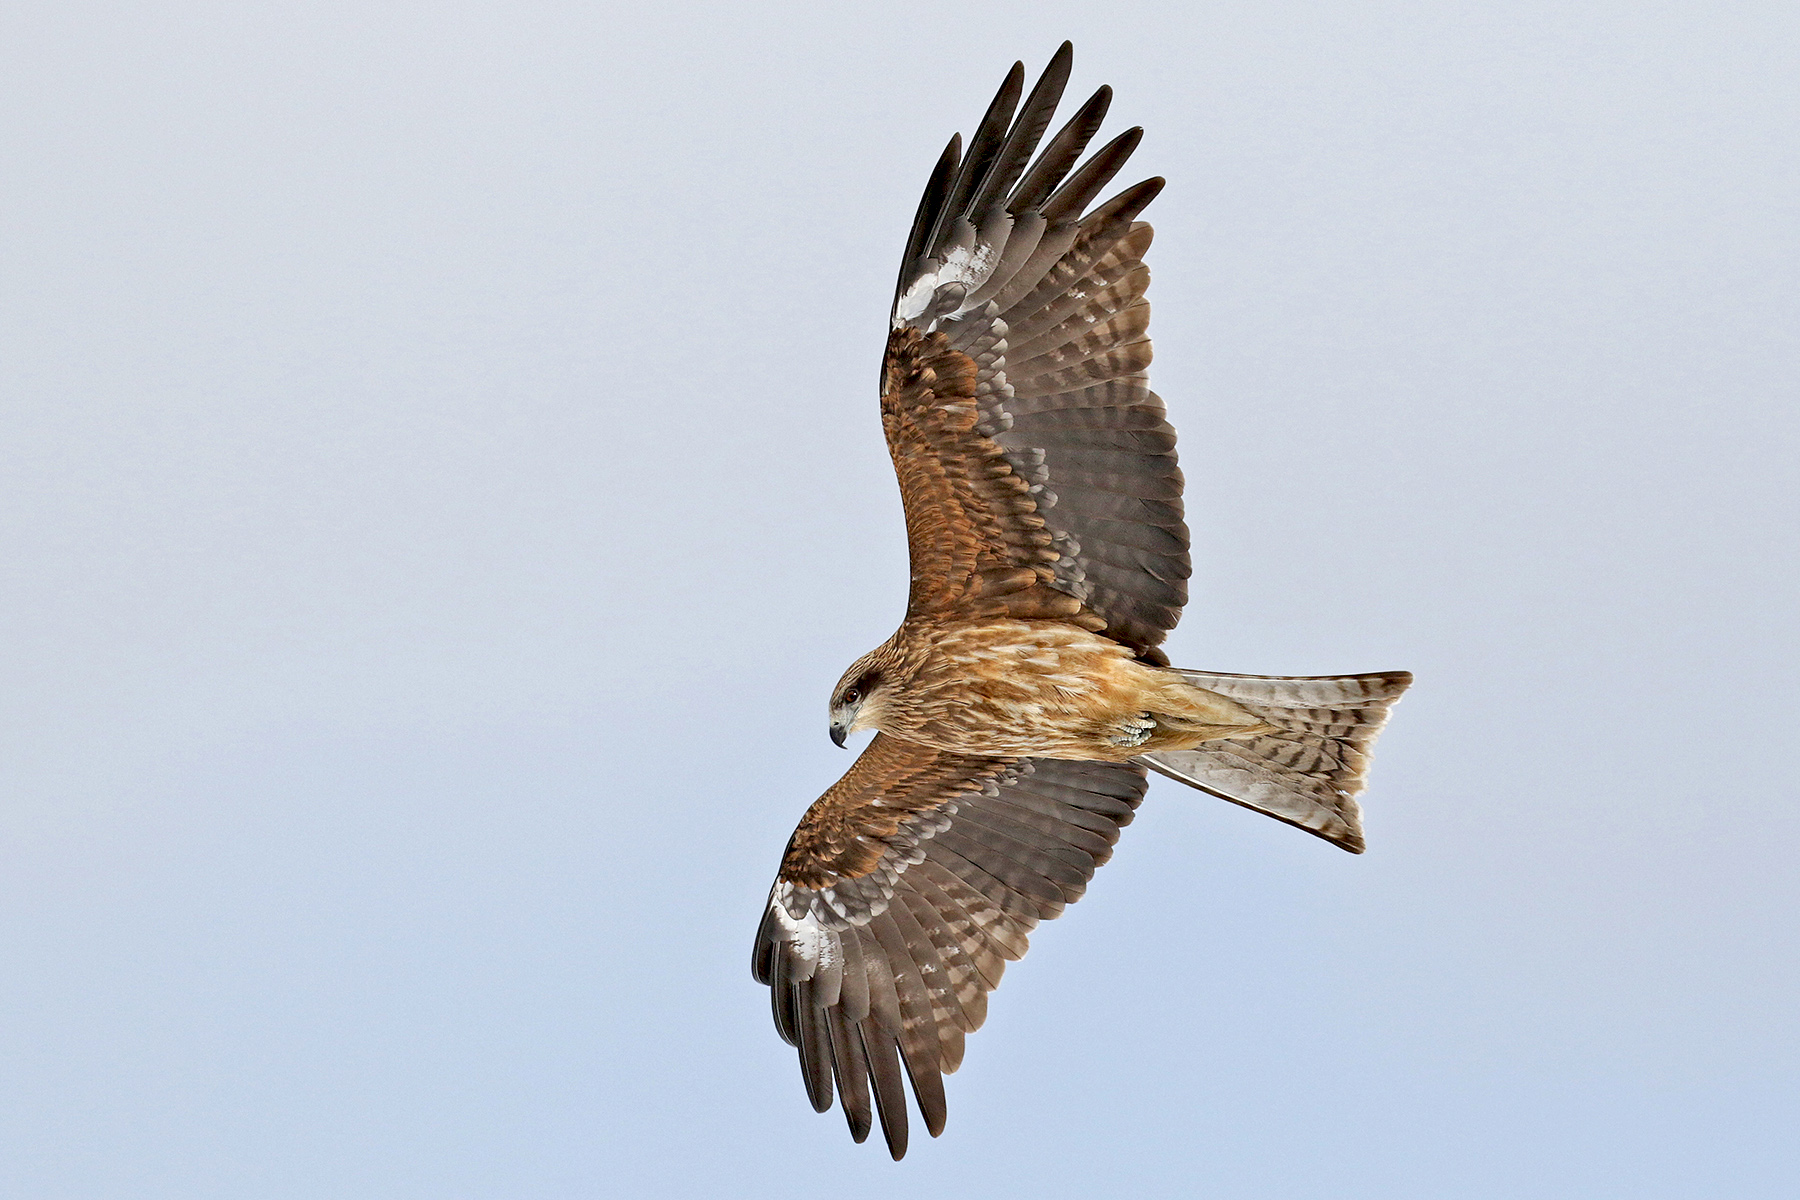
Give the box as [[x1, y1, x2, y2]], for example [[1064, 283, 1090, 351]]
[[752, 44, 1411, 1159]]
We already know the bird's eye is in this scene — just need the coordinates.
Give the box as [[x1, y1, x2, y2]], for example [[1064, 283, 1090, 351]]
[[844, 688, 860, 705]]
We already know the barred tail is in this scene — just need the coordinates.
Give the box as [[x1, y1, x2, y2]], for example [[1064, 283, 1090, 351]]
[[1136, 670, 1413, 853]]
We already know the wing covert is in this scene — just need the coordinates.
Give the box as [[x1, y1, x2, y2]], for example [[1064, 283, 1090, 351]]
[[880, 44, 1190, 660], [753, 734, 1147, 1158]]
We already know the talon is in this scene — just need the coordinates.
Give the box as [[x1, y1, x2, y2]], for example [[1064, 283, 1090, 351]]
[[1108, 713, 1157, 748]]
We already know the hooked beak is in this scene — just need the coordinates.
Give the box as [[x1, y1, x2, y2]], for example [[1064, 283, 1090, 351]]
[[829, 721, 848, 748]]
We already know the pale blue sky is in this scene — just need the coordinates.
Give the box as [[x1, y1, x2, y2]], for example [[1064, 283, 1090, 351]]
[[3, 2, 1796, 1196]]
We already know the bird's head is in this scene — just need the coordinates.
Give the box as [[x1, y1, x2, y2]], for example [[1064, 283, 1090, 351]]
[[828, 653, 890, 748]]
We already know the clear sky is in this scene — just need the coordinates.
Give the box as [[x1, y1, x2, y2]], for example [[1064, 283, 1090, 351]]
[[3, 2, 1796, 1196]]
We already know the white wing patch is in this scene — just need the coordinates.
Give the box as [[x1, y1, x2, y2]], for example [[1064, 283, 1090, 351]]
[[894, 240, 1004, 329], [769, 882, 834, 978]]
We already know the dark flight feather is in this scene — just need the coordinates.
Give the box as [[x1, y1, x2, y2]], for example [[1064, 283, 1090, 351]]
[[884, 100, 1181, 656], [755, 737, 1146, 1158]]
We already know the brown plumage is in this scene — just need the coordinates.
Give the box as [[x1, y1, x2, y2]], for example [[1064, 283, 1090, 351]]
[[753, 43, 1413, 1159], [835, 616, 1272, 760]]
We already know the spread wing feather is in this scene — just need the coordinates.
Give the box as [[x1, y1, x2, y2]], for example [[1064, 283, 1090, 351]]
[[883, 44, 1189, 661], [753, 734, 1146, 1158]]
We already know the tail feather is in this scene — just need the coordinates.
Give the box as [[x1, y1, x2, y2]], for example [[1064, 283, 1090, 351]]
[[1137, 670, 1412, 853]]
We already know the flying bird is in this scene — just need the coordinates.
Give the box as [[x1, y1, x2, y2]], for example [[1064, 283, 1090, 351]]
[[752, 44, 1411, 1159]]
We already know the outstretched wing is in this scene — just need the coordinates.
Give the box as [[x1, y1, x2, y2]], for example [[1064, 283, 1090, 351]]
[[753, 734, 1147, 1158], [882, 44, 1189, 662]]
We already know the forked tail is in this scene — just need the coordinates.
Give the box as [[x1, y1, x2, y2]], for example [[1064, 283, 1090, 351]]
[[1137, 670, 1413, 853]]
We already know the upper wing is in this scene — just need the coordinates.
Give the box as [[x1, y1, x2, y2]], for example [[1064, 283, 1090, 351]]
[[882, 44, 1190, 661], [752, 733, 1147, 1158]]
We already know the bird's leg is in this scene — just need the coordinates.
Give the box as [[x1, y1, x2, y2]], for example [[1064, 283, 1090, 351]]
[[1104, 711, 1157, 748]]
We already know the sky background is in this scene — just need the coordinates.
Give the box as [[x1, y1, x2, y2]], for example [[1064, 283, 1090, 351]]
[[3, 2, 1797, 1196]]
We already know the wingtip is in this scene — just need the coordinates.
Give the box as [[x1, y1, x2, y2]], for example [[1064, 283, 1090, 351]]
[[882, 1110, 910, 1160]]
